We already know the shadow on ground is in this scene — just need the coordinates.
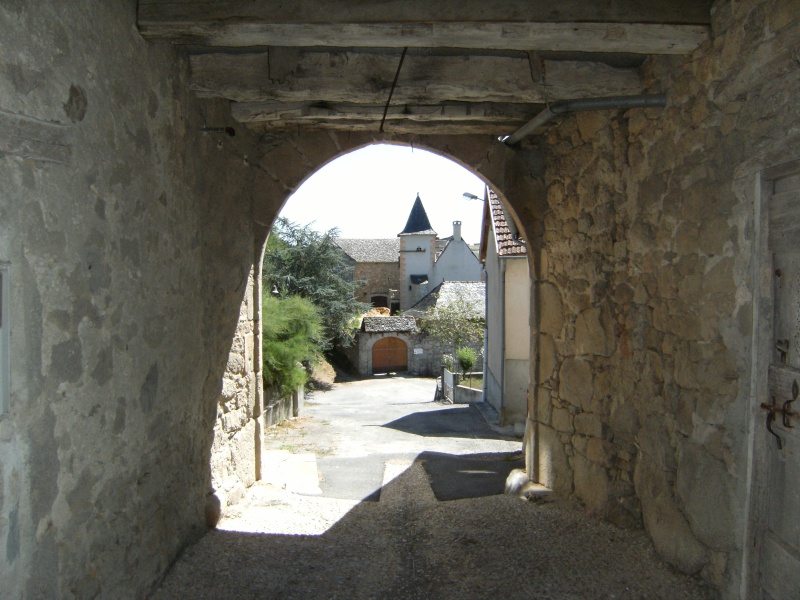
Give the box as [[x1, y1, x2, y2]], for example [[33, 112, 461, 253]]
[[419, 451, 524, 501], [152, 455, 715, 600], [381, 406, 512, 440]]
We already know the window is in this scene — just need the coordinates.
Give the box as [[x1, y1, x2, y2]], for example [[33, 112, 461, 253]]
[[0, 266, 8, 414]]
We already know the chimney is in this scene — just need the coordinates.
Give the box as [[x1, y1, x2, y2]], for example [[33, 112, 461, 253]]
[[453, 221, 462, 242]]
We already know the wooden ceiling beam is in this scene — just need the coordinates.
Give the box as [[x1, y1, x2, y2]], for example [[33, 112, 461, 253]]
[[138, 1, 710, 54], [232, 101, 541, 124], [139, 1, 712, 26], [249, 119, 524, 135], [191, 51, 643, 105], [144, 22, 708, 55]]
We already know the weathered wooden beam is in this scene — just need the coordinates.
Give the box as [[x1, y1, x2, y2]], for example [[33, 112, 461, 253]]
[[144, 22, 708, 55], [249, 118, 521, 135], [139, 0, 712, 26], [138, 1, 710, 54], [232, 101, 540, 124], [191, 51, 642, 105]]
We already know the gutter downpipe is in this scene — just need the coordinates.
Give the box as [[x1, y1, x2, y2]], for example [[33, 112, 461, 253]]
[[503, 93, 668, 146], [482, 266, 488, 403], [499, 259, 507, 425]]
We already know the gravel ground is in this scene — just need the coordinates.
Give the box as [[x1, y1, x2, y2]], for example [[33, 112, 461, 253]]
[[151, 378, 716, 600]]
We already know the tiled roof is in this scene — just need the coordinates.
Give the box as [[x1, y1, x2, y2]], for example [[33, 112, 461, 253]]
[[399, 194, 436, 236], [404, 281, 485, 319], [361, 316, 417, 332], [488, 190, 526, 257], [335, 238, 399, 263]]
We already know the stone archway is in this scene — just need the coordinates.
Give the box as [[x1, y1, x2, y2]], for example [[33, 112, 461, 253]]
[[251, 132, 546, 481], [372, 337, 408, 374]]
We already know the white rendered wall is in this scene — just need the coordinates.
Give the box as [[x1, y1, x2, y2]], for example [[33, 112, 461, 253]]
[[399, 234, 435, 309], [432, 238, 483, 285]]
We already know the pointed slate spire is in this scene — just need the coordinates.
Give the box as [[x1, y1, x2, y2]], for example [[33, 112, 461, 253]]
[[399, 194, 436, 235]]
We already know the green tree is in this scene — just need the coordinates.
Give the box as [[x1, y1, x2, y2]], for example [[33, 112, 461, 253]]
[[262, 294, 323, 397], [419, 293, 484, 357], [456, 346, 478, 387], [263, 218, 369, 350], [457, 347, 477, 373]]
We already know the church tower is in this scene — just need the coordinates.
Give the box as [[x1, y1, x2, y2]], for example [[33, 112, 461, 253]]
[[398, 194, 437, 310]]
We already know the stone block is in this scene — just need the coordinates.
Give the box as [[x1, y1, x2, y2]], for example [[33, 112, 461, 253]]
[[571, 434, 588, 455], [558, 357, 593, 409], [576, 111, 609, 142], [610, 401, 640, 439], [536, 386, 553, 424], [537, 424, 573, 497], [231, 419, 257, 489], [574, 412, 604, 438], [676, 440, 738, 551], [539, 282, 564, 337], [537, 334, 556, 382], [634, 452, 707, 574], [574, 307, 615, 357], [552, 407, 573, 432], [586, 437, 614, 468], [571, 453, 609, 512]]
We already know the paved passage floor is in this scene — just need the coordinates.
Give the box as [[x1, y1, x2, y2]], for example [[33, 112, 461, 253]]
[[152, 377, 714, 599]]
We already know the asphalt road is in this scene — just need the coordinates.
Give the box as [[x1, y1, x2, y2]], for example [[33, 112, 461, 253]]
[[262, 375, 523, 502]]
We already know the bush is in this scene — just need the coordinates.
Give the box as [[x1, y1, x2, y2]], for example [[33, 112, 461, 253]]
[[263, 218, 369, 350], [441, 353, 455, 372], [262, 295, 323, 397], [456, 347, 477, 374]]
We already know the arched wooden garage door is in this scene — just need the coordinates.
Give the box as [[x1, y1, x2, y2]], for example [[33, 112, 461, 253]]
[[372, 337, 408, 374]]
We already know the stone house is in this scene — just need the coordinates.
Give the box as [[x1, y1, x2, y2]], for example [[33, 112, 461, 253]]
[[480, 188, 531, 430], [335, 194, 483, 313], [4, 2, 800, 598], [335, 238, 401, 313], [346, 281, 485, 376], [398, 194, 484, 310]]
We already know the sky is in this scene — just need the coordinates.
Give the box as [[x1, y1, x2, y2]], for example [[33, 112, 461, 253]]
[[278, 144, 487, 244]]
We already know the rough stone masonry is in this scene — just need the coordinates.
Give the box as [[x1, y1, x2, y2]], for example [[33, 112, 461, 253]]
[[1, 1, 800, 599]]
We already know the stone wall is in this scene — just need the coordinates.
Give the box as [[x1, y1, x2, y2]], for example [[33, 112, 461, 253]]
[[534, 1, 800, 594], [351, 328, 483, 378], [0, 2, 264, 597], [353, 261, 401, 305]]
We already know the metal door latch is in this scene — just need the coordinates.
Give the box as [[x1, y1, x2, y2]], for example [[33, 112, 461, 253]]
[[761, 379, 800, 449]]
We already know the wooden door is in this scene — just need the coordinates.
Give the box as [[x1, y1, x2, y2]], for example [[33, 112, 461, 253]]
[[372, 337, 407, 374], [759, 172, 800, 600]]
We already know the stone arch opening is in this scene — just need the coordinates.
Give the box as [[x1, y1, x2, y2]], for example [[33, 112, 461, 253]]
[[246, 134, 545, 493], [371, 337, 409, 374]]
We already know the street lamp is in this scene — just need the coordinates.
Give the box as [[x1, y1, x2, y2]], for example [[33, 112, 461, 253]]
[[462, 192, 480, 201]]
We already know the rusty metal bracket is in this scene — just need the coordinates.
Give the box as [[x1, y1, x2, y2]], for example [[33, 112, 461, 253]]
[[761, 378, 800, 448], [766, 411, 783, 450]]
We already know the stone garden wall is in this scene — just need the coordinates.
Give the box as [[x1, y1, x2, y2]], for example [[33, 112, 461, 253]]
[[351, 328, 484, 378], [534, 1, 800, 594]]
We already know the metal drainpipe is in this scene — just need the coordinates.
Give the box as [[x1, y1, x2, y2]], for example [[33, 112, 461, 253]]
[[499, 259, 507, 425], [503, 93, 668, 146], [482, 267, 489, 403]]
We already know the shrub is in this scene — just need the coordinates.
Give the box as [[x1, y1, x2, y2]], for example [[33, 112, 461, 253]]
[[456, 347, 477, 374], [441, 353, 455, 372], [263, 218, 369, 350], [262, 295, 323, 397]]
